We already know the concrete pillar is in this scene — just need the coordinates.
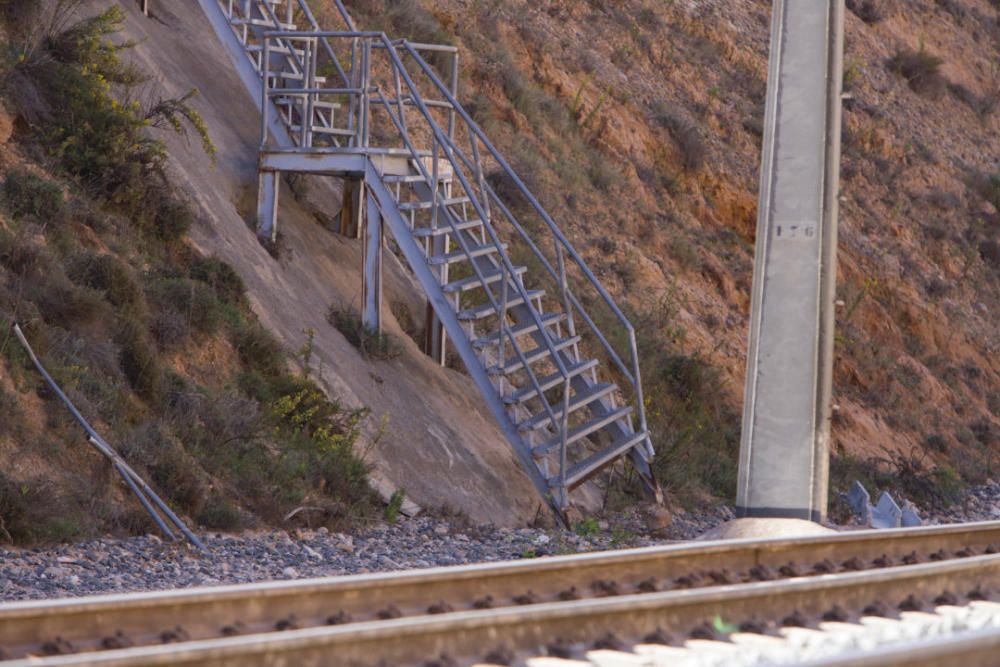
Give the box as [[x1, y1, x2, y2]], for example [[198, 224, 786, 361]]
[[737, 0, 845, 523]]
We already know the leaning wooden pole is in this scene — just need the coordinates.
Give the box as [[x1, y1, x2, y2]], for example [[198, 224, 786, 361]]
[[737, 0, 846, 523]]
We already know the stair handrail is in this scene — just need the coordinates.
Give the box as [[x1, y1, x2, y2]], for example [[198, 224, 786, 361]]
[[254, 20, 650, 449], [401, 43, 649, 441], [372, 34, 624, 472]]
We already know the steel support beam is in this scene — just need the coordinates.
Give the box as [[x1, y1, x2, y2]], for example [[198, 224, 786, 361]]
[[737, 0, 845, 522]]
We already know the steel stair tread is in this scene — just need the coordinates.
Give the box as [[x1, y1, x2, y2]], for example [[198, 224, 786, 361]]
[[518, 382, 617, 433], [230, 18, 297, 29], [532, 405, 633, 456], [383, 173, 454, 184], [475, 313, 567, 347], [413, 218, 485, 238], [443, 266, 528, 294], [427, 242, 506, 266], [555, 431, 650, 489], [399, 196, 469, 211], [458, 289, 544, 321], [486, 335, 581, 376], [504, 359, 599, 405]]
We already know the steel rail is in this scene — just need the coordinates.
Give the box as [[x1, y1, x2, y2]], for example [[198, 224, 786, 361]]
[[3, 522, 1000, 660], [5, 547, 1000, 666]]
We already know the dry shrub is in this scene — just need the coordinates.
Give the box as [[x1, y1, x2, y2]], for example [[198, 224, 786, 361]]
[[653, 109, 706, 172], [888, 48, 947, 99], [847, 0, 890, 23]]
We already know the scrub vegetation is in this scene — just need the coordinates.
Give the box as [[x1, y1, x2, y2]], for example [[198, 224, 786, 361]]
[[0, 1, 375, 544]]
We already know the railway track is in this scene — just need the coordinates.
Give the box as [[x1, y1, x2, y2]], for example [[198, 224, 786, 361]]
[[2, 521, 1000, 665]]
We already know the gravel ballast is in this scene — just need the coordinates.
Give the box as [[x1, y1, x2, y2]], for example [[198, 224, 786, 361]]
[[6, 485, 998, 604], [0, 507, 732, 602]]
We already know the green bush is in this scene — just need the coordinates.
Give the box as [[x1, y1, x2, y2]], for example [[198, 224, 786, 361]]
[[384, 489, 405, 523], [5, 6, 212, 229], [152, 198, 194, 244], [27, 276, 110, 328], [115, 315, 163, 403], [233, 321, 286, 377], [653, 109, 706, 172], [830, 449, 966, 517], [190, 256, 246, 304], [846, 0, 888, 23], [605, 299, 739, 507], [149, 277, 224, 335], [149, 309, 190, 349], [0, 228, 46, 276], [1, 169, 65, 220], [150, 447, 208, 517], [980, 240, 1000, 269], [328, 306, 399, 360], [0, 385, 16, 436], [0, 471, 30, 543], [0, 472, 85, 544], [197, 494, 245, 531]]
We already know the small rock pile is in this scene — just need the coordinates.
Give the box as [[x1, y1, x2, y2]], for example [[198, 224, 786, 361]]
[[923, 479, 1000, 525]]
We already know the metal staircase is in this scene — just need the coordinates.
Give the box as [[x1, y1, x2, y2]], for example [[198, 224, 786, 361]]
[[197, 0, 661, 518]]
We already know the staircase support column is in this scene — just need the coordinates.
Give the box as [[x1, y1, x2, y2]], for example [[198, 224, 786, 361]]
[[340, 178, 365, 239], [424, 297, 447, 366], [362, 187, 382, 333], [257, 168, 280, 242], [413, 181, 447, 366]]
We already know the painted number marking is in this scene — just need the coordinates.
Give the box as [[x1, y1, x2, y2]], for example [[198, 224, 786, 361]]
[[774, 222, 817, 240]]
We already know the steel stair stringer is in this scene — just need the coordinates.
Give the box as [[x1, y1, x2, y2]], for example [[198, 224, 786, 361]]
[[363, 161, 560, 519]]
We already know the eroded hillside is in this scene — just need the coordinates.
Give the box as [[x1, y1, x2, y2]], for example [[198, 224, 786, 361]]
[[1, 0, 999, 544]]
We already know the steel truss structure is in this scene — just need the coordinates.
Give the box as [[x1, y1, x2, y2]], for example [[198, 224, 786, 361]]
[[197, 0, 661, 518]]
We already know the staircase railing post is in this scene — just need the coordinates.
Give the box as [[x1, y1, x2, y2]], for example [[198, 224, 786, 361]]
[[425, 136, 447, 366], [448, 50, 459, 143], [555, 242, 575, 339], [304, 36, 319, 148], [558, 384, 571, 510], [259, 35, 271, 148], [497, 262, 509, 396], [361, 38, 371, 148]]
